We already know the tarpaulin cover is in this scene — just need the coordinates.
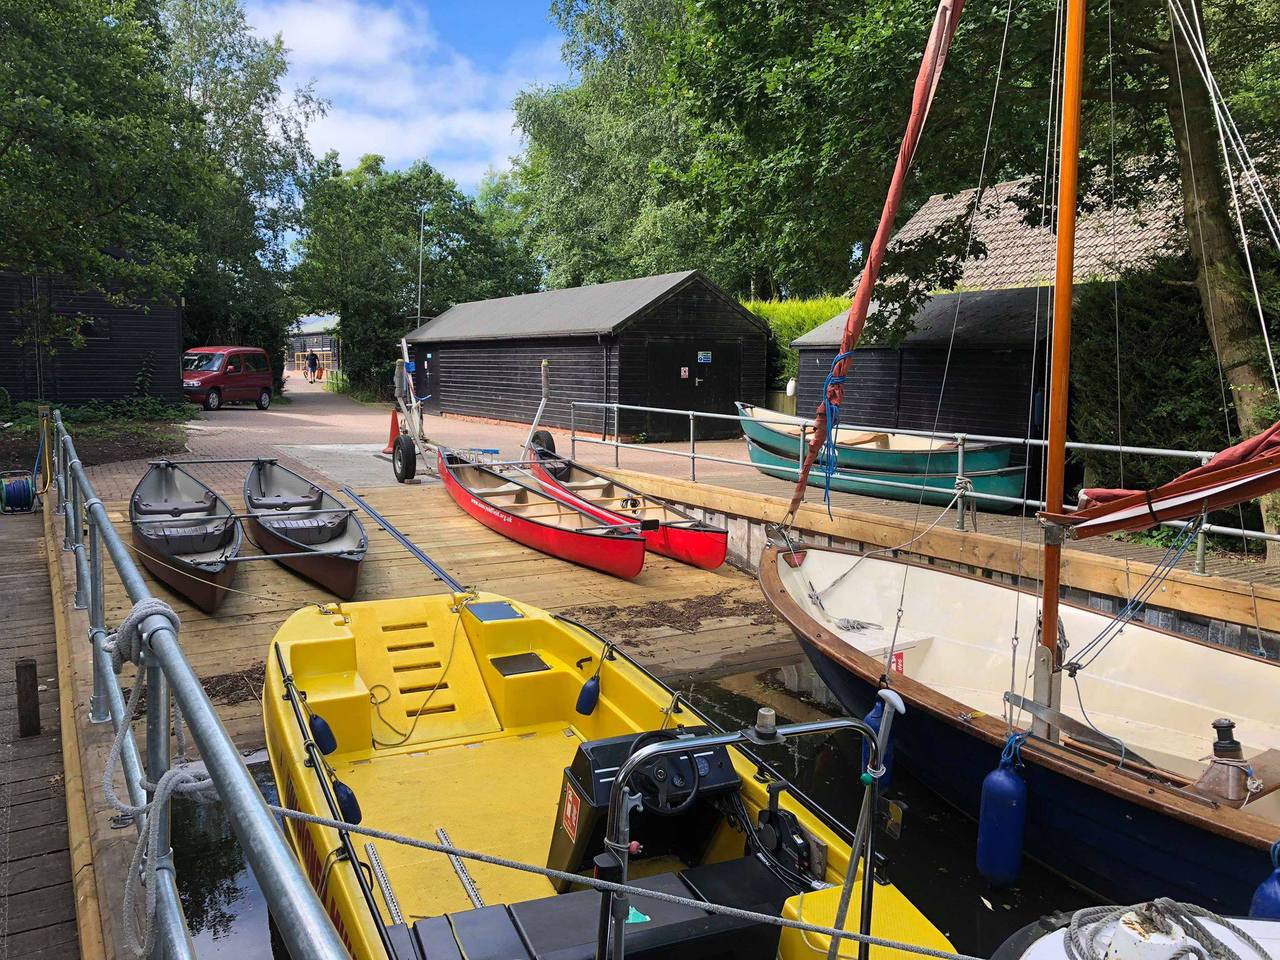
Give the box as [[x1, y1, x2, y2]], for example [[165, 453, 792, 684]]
[[1038, 420, 1280, 539]]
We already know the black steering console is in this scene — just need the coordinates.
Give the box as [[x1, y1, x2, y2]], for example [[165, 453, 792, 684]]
[[627, 730, 704, 816], [545, 727, 741, 890]]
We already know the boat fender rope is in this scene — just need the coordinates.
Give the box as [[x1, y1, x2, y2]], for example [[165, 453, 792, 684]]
[[102, 598, 180, 674], [1000, 732, 1026, 768], [1063, 899, 1269, 960]]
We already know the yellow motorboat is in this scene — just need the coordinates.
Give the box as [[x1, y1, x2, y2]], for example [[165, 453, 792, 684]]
[[263, 589, 955, 960]]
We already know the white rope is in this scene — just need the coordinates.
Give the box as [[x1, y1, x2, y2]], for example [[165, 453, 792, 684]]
[[1064, 899, 1270, 960], [102, 597, 179, 675]]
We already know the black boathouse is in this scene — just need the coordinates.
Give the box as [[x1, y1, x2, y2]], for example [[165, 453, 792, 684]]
[[0, 270, 183, 403], [404, 271, 768, 440]]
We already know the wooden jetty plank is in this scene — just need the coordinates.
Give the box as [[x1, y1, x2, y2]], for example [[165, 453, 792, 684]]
[[1, 511, 82, 960]]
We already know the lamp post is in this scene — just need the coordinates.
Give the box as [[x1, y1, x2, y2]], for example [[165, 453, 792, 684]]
[[416, 205, 426, 320]]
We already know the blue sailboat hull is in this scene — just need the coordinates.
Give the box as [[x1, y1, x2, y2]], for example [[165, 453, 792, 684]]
[[800, 639, 1272, 913]]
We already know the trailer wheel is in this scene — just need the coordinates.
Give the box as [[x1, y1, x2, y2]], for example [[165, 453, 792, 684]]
[[530, 429, 555, 454], [392, 434, 417, 482]]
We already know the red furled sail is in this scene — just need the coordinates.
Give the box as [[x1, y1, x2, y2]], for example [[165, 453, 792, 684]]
[[787, 0, 966, 518], [1039, 420, 1280, 539]]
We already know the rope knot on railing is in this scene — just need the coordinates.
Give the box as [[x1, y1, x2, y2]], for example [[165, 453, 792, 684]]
[[103, 597, 179, 674]]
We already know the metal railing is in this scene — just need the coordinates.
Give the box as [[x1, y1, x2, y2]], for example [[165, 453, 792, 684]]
[[43, 410, 347, 960], [567, 401, 1280, 575]]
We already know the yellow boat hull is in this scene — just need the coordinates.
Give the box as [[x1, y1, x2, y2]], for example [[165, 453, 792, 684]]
[[263, 591, 954, 959]]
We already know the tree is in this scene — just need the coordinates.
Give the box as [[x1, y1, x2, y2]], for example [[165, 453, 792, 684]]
[[160, 0, 324, 385], [475, 169, 542, 293], [513, 0, 760, 293], [295, 154, 538, 397], [0, 0, 203, 347]]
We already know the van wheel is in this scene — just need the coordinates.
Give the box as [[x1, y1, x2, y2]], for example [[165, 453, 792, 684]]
[[530, 429, 555, 454], [256, 388, 272, 410], [204, 389, 221, 411], [392, 435, 417, 482]]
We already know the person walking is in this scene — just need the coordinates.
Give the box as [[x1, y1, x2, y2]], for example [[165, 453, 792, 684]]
[[306, 350, 319, 383]]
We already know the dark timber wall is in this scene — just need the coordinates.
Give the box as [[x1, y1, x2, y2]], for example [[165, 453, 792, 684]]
[[0, 271, 182, 403], [796, 345, 1041, 443], [412, 275, 767, 441], [415, 337, 617, 434]]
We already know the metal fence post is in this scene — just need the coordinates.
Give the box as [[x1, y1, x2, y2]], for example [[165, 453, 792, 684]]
[[1194, 456, 1211, 574], [570, 404, 577, 459], [954, 435, 967, 531], [689, 412, 697, 481], [88, 521, 110, 723], [614, 405, 621, 468], [61, 437, 74, 550], [145, 650, 174, 960]]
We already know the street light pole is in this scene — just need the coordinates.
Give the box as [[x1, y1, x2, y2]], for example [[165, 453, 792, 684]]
[[416, 205, 425, 320]]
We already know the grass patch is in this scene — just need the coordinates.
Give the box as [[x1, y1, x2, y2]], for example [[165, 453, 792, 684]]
[[323, 370, 384, 404], [0, 397, 194, 472]]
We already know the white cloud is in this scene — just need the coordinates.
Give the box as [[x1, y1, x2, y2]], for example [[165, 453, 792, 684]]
[[246, 0, 569, 191]]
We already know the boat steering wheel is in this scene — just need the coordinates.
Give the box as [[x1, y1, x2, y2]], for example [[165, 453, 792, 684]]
[[627, 730, 702, 816]]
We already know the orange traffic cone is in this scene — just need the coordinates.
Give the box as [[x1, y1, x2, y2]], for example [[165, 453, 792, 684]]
[[382, 410, 400, 454]]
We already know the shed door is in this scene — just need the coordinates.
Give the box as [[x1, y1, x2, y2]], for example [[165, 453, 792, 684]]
[[643, 338, 742, 439], [417, 348, 442, 413]]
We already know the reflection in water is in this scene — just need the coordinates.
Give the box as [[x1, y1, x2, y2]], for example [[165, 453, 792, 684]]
[[172, 759, 278, 959], [171, 667, 1097, 958]]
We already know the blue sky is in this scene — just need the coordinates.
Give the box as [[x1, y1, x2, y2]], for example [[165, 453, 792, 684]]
[[246, 0, 572, 192]]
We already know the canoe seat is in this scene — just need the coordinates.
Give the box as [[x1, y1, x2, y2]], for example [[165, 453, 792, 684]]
[[133, 493, 214, 517], [137, 518, 235, 553], [563, 478, 611, 492], [264, 513, 348, 545], [247, 487, 324, 511]]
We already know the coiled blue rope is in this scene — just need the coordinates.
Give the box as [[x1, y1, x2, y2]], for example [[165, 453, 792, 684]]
[[820, 351, 854, 516], [1001, 732, 1026, 768]]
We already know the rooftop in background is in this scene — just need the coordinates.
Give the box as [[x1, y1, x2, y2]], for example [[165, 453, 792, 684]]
[[404, 270, 764, 342], [794, 286, 1054, 348], [794, 177, 1179, 349], [894, 177, 1178, 291]]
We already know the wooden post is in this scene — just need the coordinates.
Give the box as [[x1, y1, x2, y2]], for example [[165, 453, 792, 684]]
[[16, 657, 40, 737]]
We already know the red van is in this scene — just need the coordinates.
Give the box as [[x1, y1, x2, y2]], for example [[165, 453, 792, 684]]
[[181, 346, 274, 411]]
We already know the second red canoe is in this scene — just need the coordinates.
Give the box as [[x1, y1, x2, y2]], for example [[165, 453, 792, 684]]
[[438, 449, 648, 579], [528, 446, 727, 570]]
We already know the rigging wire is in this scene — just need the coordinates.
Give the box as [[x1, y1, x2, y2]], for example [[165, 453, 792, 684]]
[[879, 0, 1020, 679], [1007, 0, 1067, 732], [1165, 1, 1256, 556], [1166, 0, 1280, 400]]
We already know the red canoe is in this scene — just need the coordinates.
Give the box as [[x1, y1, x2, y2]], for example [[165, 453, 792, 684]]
[[438, 450, 647, 579], [528, 448, 727, 570]]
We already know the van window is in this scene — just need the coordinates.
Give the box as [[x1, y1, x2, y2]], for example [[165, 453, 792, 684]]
[[225, 355, 243, 374], [244, 353, 268, 373], [182, 353, 223, 372]]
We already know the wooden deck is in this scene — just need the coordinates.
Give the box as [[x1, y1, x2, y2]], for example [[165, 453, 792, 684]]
[[1, 512, 81, 959], [711, 470, 1278, 582]]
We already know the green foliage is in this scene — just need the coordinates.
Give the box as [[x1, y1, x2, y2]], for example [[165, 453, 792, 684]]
[[160, 0, 323, 387], [8, 397, 195, 428], [295, 155, 538, 398], [0, 0, 203, 329], [1069, 255, 1260, 530], [741, 296, 852, 384]]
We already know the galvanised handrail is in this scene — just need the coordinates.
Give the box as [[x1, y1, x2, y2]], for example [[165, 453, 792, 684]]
[[566, 401, 1280, 574], [44, 410, 347, 960]]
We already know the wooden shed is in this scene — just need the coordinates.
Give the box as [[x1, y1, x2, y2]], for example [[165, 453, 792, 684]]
[[791, 177, 1176, 445], [792, 287, 1049, 441], [0, 270, 182, 403], [404, 271, 768, 440]]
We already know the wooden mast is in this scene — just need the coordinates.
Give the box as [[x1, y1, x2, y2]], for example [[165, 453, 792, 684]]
[[1037, 0, 1088, 731]]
